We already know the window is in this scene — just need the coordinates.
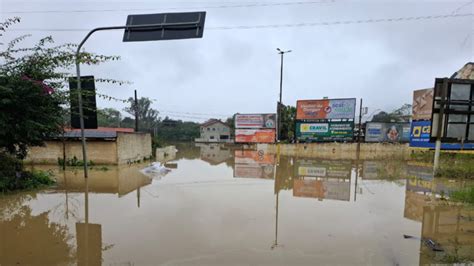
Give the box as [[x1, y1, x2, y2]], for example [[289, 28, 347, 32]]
[[207, 128, 210, 131], [210, 136, 214, 139], [212, 128, 216, 131]]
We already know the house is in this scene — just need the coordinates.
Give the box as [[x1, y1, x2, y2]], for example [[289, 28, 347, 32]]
[[26, 127, 152, 165], [195, 119, 232, 143]]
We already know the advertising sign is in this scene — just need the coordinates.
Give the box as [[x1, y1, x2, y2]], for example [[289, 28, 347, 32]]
[[430, 78, 474, 142], [69, 76, 98, 129], [412, 88, 434, 121], [235, 129, 275, 143], [296, 98, 356, 120], [365, 122, 410, 142], [410, 120, 474, 149], [296, 121, 353, 142], [235, 114, 276, 129]]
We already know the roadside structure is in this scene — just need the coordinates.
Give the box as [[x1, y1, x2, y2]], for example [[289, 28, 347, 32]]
[[26, 127, 152, 165], [410, 62, 474, 150], [234, 114, 276, 143], [195, 119, 232, 143]]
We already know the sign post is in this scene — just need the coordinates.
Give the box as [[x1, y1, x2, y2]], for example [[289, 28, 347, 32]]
[[433, 79, 448, 171], [74, 11, 206, 178], [357, 98, 363, 154]]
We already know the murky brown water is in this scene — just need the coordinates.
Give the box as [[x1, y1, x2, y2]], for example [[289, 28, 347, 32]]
[[1, 143, 473, 265]]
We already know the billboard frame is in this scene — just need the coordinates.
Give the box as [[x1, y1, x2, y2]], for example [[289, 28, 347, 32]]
[[430, 78, 474, 143]]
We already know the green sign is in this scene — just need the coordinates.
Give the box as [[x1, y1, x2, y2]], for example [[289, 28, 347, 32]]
[[296, 121, 354, 142]]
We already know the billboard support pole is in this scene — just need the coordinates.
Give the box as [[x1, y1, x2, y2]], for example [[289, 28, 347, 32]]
[[433, 78, 448, 172]]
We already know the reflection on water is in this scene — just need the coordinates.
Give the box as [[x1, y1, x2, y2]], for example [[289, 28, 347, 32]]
[[1, 143, 473, 265]]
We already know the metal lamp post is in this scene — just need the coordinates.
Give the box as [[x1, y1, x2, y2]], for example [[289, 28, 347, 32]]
[[276, 48, 291, 141], [74, 12, 206, 178]]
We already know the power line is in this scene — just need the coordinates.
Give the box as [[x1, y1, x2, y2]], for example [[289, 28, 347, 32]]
[[8, 13, 473, 32], [159, 110, 232, 117], [3, 0, 334, 14]]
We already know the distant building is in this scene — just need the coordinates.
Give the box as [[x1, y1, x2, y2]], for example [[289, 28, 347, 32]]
[[195, 119, 232, 143]]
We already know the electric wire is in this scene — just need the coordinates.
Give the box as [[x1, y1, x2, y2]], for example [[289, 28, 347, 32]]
[[8, 13, 473, 32], [3, 0, 335, 14]]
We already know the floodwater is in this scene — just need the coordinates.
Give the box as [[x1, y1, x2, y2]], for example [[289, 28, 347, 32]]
[[1, 143, 473, 265]]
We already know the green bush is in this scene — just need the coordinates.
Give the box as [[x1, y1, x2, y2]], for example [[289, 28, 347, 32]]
[[0, 169, 55, 192], [0, 153, 55, 192]]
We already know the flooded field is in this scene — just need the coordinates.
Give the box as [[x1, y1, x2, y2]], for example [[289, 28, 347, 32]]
[[1, 143, 473, 265]]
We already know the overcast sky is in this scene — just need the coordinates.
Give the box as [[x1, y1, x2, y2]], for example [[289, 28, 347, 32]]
[[1, 0, 473, 122]]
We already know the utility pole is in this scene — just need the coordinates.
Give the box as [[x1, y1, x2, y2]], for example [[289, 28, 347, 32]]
[[134, 90, 139, 132], [357, 98, 363, 154], [276, 48, 292, 142]]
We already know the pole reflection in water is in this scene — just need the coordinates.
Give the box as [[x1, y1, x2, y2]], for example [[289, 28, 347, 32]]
[[76, 177, 102, 266], [272, 145, 280, 250]]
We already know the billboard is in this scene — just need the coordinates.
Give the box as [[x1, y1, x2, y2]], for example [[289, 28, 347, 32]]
[[410, 120, 474, 149], [365, 122, 410, 142], [430, 78, 474, 142], [235, 114, 276, 129], [69, 76, 98, 129], [235, 129, 275, 143], [296, 98, 356, 120], [296, 121, 353, 142], [412, 88, 434, 121]]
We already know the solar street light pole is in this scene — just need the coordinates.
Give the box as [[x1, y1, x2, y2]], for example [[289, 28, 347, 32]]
[[276, 48, 291, 142], [75, 19, 203, 178]]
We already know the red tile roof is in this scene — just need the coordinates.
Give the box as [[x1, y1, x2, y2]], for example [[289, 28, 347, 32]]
[[200, 119, 228, 128]]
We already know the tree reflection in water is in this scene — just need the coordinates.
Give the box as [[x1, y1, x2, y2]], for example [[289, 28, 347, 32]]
[[0, 193, 75, 265]]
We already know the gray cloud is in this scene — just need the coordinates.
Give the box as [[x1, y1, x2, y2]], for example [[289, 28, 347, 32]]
[[2, 0, 473, 121]]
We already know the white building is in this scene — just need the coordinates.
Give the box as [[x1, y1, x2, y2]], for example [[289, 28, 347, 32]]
[[195, 119, 232, 143]]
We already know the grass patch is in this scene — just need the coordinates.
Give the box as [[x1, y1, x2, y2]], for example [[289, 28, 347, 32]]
[[450, 187, 474, 204], [410, 151, 474, 179]]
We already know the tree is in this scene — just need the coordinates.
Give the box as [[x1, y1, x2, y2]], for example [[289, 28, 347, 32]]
[[97, 108, 122, 127], [371, 103, 412, 123], [280, 105, 296, 141], [225, 116, 235, 137], [123, 97, 159, 132], [0, 17, 120, 160]]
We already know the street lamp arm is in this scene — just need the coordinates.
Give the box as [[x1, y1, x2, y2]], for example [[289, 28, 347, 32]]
[[73, 19, 202, 178]]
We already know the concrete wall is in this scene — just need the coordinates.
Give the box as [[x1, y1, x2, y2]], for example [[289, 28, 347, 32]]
[[257, 142, 411, 160], [26, 140, 117, 164], [156, 146, 177, 163], [116, 132, 152, 164]]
